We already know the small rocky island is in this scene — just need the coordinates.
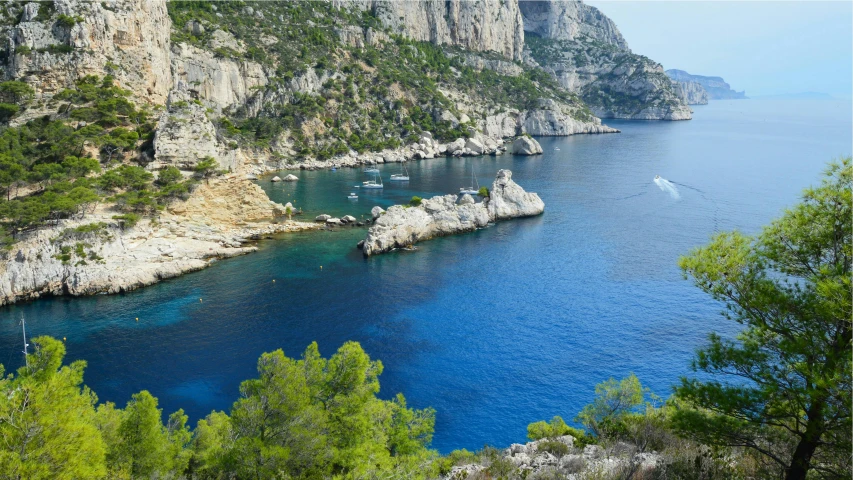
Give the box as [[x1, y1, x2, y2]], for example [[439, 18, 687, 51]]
[[361, 170, 544, 256]]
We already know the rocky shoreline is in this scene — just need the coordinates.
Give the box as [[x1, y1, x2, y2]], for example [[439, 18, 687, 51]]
[[0, 176, 320, 306], [360, 170, 544, 256]]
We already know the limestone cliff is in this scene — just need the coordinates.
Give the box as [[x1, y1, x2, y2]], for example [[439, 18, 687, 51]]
[[333, 0, 525, 60], [1, 0, 172, 105], [672, 79, 709, 105], [521, 1, 691, 120], [666, 69, 747, 99]]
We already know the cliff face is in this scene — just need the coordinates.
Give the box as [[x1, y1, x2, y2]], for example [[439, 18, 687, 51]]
[[666, 69, 746, 99], [521, 1, 691, 121], [519, 0, 627, 49], [672, 80, 709, 105], [1, 0, 172, 105], [333, 0, 525, 60]]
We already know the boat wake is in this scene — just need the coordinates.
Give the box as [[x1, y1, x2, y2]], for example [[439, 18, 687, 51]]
[[653, 176, 680, 200]]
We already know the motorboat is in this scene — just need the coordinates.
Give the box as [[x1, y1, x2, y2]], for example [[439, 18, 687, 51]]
[[347, 192, 358, 199]]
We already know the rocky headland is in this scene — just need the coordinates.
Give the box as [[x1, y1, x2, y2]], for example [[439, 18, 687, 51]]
[[666, 69, 747, 100], [0, 176, 318, 305], [361, 170, 543, 256]]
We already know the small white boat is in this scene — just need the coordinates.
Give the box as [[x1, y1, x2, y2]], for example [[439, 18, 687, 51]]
[[459, 165, 480, 195], [554, 147, 560, 151], [362, 173, 384, 189], [389, 163, 409, 181], [347, 192, 358, 199], [364, 167, 380, 174], [655, 175, 661, 180]]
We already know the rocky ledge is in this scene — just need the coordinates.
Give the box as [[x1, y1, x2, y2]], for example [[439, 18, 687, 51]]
[[445, 435, 660, 479], [361, 170, 543, 257], [0, 176, 319, 305]]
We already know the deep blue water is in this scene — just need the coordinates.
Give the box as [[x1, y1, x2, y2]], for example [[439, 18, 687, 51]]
[[0, 99, 850, 453]]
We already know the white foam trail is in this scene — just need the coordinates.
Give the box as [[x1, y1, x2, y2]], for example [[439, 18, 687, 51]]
[[654, 177, 680, 200]]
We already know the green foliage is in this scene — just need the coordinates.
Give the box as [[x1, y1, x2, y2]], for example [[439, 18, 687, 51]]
[[0, 80, 35, 104], [576, 373, 648, 438], [674, 158, 852, 480], [0, 338, 437, 479], [409, 196, 422, 207], [193, 157, 220, 178], [478, 186, 490, 198], [0, 337, 108, 479], [55, 14, 81, 28], [527, 416, 595, 448]]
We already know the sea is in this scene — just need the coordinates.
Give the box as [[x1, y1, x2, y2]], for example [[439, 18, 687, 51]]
[[0, 98, 850, 452]]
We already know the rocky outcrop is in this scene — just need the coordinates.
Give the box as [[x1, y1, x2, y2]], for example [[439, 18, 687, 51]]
[[334, 0, 525, 60], [666, 69, 747, 99], [0, 176, 318, 305], [361, 169, 543, 256], [521, 2, 691, 121], [152, 93, 238, 172], [512, 136, 543, 155], [519, 0, 628, 49], [520, 99, 619, 135], [672, 80, 709, 105], [444, 435, 661, 479], [1, 0, 172, 105]]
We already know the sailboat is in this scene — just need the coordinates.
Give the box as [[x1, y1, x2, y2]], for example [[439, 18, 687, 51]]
[[364, 166, 380, 174], [459, 165, 479, 195], [362, 172, 383, 189], [389, 162, 409, 181]]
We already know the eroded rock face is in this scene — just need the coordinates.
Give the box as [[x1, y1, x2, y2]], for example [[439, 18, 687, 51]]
[[361, 169, 543, 256], [520, 99, 619, 135], [2, 0, 172, 105], [152, 94, 237, 172], [332, 0, 525, 60], [519, 0, 628, 49], [671, 80, 709, 105]]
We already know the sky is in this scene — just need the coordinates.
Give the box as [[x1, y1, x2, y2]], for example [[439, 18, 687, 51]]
[[584, 1, 853, 97]]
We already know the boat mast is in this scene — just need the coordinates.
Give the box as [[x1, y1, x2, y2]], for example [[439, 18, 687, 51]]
[[20, 314, 29, 370]]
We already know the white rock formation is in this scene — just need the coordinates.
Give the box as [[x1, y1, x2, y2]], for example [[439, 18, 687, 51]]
[[283, 174, 299, 182], [512, 136, 543, 155], [361, 170, 543, 256]]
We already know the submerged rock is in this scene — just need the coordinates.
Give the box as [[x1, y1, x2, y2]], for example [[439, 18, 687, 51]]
[[511, 136, 543, 155], [361, 170, 543, 256]]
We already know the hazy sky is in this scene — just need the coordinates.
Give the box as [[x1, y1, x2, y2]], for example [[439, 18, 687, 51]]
[[584, 1, 853, 97]]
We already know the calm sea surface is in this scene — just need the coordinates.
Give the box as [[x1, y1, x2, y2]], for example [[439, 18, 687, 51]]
[[0, 99, 850, 452]]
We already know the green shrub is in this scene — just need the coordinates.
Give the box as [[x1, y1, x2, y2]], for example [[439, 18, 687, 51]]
[[409, 196, 422, 207], [477, 186, 489, 197], [537, 439, 570, 457]]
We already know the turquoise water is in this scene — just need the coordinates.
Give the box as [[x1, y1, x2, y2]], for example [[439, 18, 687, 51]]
[[0, 99, 850, 452]]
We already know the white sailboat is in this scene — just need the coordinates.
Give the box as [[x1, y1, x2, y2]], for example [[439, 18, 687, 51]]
[[390, 162, 409, 181], [364, 167, 380, 174], [459, 165, 479, 195], [362, 173, 383, 189]]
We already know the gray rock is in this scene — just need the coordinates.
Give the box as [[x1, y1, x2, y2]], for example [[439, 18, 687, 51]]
[[457, 194, 475, 205], [283, 174, 299, 182], [315, 214, 331, 222], [271, 176, 282, 182], [186, 20, 205, 36], [465, 138, 485, 155], [342, 215, 357, 223], [21, 3, 39, 22], [512, 136, 543, 155], [371, 206, 385, 219], [326, 218, 342, 225], [357, 239, 365, 249]]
